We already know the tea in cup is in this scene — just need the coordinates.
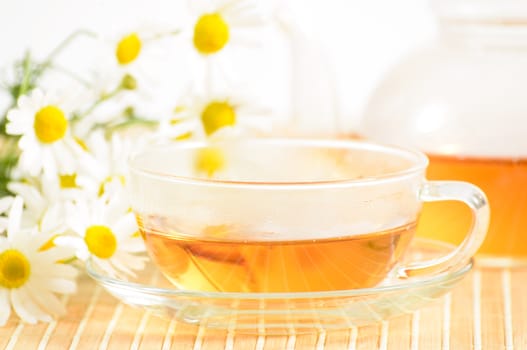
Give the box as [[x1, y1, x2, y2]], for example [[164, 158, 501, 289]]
[[129, 139, 489, 293]]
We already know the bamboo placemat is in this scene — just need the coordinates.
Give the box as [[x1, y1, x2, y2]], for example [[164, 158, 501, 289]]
[[1, 266, 526, 349]]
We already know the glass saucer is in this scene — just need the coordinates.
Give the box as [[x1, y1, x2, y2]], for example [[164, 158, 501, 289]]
[[86, 238, 472, 334]]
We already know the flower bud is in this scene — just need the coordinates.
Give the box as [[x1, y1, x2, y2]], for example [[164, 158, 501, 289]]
[[120, 74, 137, 90]]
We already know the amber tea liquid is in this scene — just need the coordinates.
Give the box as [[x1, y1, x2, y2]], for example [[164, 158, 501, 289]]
[[417, 155, 527, 261], [139, 221, 416, 293]]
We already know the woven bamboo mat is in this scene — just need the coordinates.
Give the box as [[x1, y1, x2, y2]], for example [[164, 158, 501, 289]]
[[1, 266, 526, 349]]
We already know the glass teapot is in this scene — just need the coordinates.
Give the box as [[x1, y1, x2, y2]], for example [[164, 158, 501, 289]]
[[359, 0, 527, 265]]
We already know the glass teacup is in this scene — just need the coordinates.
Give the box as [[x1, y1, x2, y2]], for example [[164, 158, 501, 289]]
[[128, 139, 489, 293]]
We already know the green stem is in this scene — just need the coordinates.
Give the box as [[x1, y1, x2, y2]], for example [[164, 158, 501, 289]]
[[0, 52, 33, 132], [143, 29, 182, 42], [73, 86, 122, 122], [19, 51, 33, 97], [112, 117, 158, 130], [92, 115, 158, 136], [35, 29, 98, 78], [0, 136, 20, 197], [47, 64, 91, 87], [2, 29, 98, 119]]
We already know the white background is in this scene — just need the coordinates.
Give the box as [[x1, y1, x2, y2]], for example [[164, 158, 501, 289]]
[[0, 0, 436, 133]]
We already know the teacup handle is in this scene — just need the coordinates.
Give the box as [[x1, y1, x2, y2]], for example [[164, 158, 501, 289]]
[[397, 181, 490, 278]]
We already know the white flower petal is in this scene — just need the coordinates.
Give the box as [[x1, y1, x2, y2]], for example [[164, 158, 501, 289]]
[[0, 289, 12, 326], [39, 276, 78, 295], [41, 174, 62, 203], [118, 238, 146, 253], [76, 246, 90, 261], [25, 230, 55, 252], [35, 245, 77, 264], [0, 196, 14, 214], [6, 107, 24, 123], [65, 201, 89, 235], [108, 256, 138, 278], [10, 288, 39, 324], [16, 95, 33, 110], [26, 89, 45, 107], [94, 258, 118, 278], [224, 9, 266, 28], [0, 237, 9, 250], [17, 133, 37, 150], [188, 0, 215, 13], [7, 183, 44, 215], [7, 197, 24, 239], [53, 140, 77, 175], [104, 196, 129, 225], [0, 218, 8, 233], [27, 287, 66, 316], [114, 251, 147, 272], [39, 205, 66, 234], [38, 262, 79, 280], [18, 143, 44, 176], [6, 111, 29, 135], [66, 218, 87, 238], [113, 213, 138, 237], [54, 235, 89, 260], [41, 148, 59, 177]]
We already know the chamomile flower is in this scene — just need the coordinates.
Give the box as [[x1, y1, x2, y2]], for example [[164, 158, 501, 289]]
[[190, 0, 266, 56], [75, 131, 145, 197], [6, 89, 85, 177], [70, 73, 140, 138], [78, 28, 182, 132], [110, 26, 180, 69], [185, 0, 269, 86], [0, 197, 78, 326], [155, 90, 271, 142], [63, 190, 147, 279], [8, 174, 81, 228], [106, 29, 162, 86]]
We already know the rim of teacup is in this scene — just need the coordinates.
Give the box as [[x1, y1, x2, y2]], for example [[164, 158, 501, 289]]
[[128, 138, 429, 189]]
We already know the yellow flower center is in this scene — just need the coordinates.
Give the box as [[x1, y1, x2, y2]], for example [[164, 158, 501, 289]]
[[201, 101, 236, 136], [193, 13, 230, 54], [0, 249, 31, 289], [34, 105, 68, 143], [116, 33, 142, 65], [195, 147, 225, 177], [85, 225, 117, 259], [59, 174, 77, 189]]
